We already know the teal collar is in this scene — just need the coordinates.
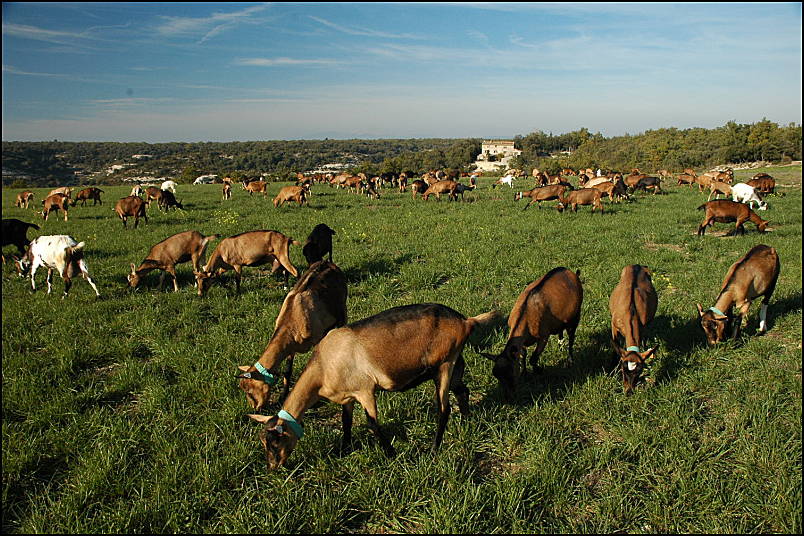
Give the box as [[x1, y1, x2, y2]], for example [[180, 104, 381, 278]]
[[707, 307, 726, 317], [277, 409, 304, 438], [254, 362, 278, 386], [626, 346, 640, 353]]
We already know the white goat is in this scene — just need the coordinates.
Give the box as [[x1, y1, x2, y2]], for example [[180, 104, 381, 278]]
[[161, 180, 177, 193], [16, 235, 100, 298], [731, 183, 768, 211]]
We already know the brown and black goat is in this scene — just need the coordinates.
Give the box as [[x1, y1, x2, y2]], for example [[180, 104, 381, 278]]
[[195, 230, 300, 295], [482, 268, 582, 396], [114, 196, 148, 229], [128, 230, 218, 292], [609, 265, 658, 395], [515, 184, 570, 210], [697, 245, 780, 345], [247, 303, 496, 469], [75, 187, 104, 207], [697, 200, 769, 236], [237, 261, 348, 410]]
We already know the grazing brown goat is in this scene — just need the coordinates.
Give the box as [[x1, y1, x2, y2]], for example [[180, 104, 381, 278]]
[[41, 194, 71, 222], [746, 176, 775, 195], [47, 187, 73, 199], [15, 191, 34, 209], [114, 196, 148, 228], [515, 184, 570, 210], [247, 303, 496, 469], [195, 230, 300, 295], [677, 172, 697, 187], [590, 178, 628, 202], [609, 265, 658, 395], [482, 268, 583, 395], [558, 188, 604, 214], [273, 186, 307, 208], [706, 181, 732, 201], [398, 173, 408, 193], [422, 180, 460, 201], [410, 179, 427, 199], [245, 180, 268, 197], [237, 261, 348, 409], [633, 176, 663, 195], [128, 230, 218, 292], [302, 223, 336, 265], [158, 189, 184, 211], [697, 200, 768, 236], [144, 186, 163, 207], [697, 245, 780, 345], [74, 187, 104, 207]]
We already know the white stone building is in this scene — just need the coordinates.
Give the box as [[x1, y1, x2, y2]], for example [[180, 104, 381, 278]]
[[474, 140, 522, 172]]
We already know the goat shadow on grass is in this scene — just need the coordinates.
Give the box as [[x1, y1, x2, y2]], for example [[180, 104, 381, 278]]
[[474, 329, 614, 409], [343, 254, 414, 284]]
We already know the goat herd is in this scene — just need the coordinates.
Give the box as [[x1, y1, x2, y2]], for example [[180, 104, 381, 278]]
[[2, 166, 786, 470]]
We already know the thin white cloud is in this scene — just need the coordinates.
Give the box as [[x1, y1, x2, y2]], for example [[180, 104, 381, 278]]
[[309, 15, 425, 40], [235, 57, 345, 67], [155, 4, 269, 42]]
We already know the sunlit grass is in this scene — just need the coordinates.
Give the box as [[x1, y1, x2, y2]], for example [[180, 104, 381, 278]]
[[2, 166, 801, 533]]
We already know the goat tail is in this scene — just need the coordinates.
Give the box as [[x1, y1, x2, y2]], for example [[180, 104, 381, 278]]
[[466, 309, 502, 331], [292, 240, 303, 246], [25, 222, 41, 230]]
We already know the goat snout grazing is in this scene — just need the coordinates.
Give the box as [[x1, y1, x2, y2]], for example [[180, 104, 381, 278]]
[[237, 261, 348, 410], [482, 268, 582, 397], [302, 223, 336, 266], [128, 231, 218, 292], [697, 200, 769, 236], [609, 265, 658, 395], [194, 230, 300, 295], [16, 235, 100, 298], [247, 303, 497, 470], [697, 245, 780, 345]]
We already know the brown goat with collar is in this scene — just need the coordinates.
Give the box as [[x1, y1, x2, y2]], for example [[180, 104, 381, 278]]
[[247, 303, 496, 470], [697, 245, 780, 345], [237, 261, 348, 410], [609, 265, 658, 395], [194, 230, 300, 295], [482, 268, 582, 396]]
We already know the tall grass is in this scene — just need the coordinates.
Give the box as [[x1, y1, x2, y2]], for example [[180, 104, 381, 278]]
[[2, 167, 801, 533]]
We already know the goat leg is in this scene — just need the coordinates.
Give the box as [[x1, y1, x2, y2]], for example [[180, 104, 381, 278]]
[[339, 401, 354, 455], [357, 394, 395, 457]]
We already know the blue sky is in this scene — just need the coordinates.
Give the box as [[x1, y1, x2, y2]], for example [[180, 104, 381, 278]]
[[2, 2, 801, 142]]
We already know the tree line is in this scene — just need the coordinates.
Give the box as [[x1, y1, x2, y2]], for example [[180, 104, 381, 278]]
[[2, 119, 799, 187]]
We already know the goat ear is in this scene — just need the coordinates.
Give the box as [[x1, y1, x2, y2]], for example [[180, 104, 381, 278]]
[[696, 303, 704, 317], [247, 413, 272, 425], [238, 365, 251, 372], [130, 263, 136, 273], [642, 345, 659, 361]]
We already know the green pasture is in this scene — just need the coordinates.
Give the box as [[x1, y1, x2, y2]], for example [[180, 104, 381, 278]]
[[2, 167, 802, 533]]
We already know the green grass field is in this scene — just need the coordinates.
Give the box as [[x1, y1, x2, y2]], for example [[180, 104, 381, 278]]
[[3, 167, 801, 533]]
